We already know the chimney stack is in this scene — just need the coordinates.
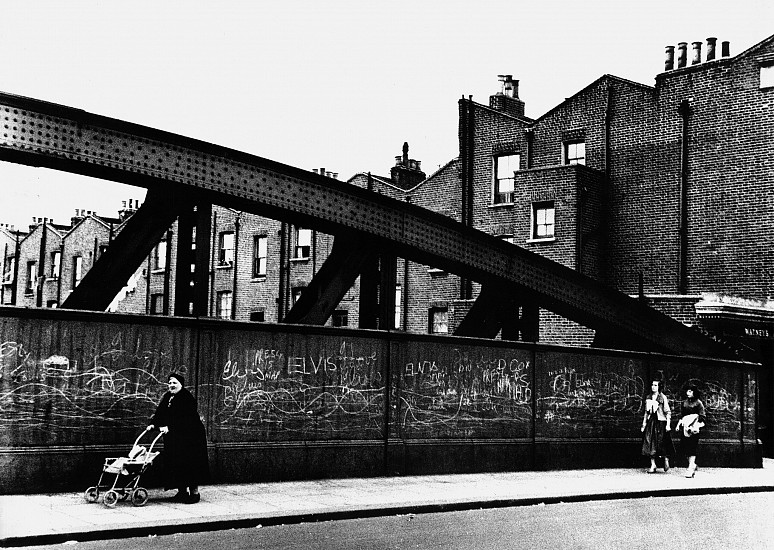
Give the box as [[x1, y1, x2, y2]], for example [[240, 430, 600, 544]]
[[706, 37, 717, 61], [500, 75, 519, 98], [490, 75, 525, 117], [677, 42, 688, 68], [691, 41, 702, 65], [390, 142, 426, 190], [665, 46, 675, 71]]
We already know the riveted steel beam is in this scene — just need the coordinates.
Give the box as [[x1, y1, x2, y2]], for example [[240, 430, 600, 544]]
[[284, 233, 376, 325], [61, 187, 188, 311], [0, 92, 728, 357], [454, 283, 538, 342]]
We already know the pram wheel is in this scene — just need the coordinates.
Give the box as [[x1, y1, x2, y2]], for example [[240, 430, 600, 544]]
[[84, 486, 99, 503], [103, 490, 119, 508], [131, 487, 149, 507]]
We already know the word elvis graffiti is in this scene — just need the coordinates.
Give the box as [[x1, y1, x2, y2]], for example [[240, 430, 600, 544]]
[[215, 340, 384, 439]]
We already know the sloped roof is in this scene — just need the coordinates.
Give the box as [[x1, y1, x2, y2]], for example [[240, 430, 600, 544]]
[[532, 74, 654, 125]]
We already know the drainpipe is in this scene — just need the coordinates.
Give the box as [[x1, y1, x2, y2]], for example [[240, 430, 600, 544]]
[[678, 99, 691, 294], [37, 219, 47, 307], [231, 214, 240, 320], [145, 256, 151, 314], [277, 223, 287, 322], [208, 213, 217, 317], [601, 86, 614, 282], [12, 232, 19, 305], [576, 179, 585, 275], [403, 198, 412, 331], [458, 96, 474, 301], [466, 97, 474, 229], [1, 242, 7, 304], [57, 243, 64, 305], [163, 230, 172, 315]]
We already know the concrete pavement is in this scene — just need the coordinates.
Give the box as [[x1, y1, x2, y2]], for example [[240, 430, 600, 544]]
[[2, 459, 774, 547]]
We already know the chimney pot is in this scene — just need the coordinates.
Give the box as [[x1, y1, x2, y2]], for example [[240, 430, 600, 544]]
[[692, 41, 702, 65], [665, 45, 675, 71], [721, 41, 730, 57], [677, 42, 688, 68], [706, 37, 717, 61]]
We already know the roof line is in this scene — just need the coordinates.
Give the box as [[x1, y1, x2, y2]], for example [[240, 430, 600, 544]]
[[531, 74, 653, 124]]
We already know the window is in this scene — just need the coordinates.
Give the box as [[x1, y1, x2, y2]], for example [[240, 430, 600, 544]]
[[332, 310, 348, 327], [150, 293, 165, 315], [50, 251, 61, 279], [98, 244, 108, 258], [395, 285, 402, 330], [250, 311, 265, 322], [294, 228, 312, 259], [532, 201, 555, 240], [253, 235, 267, 277], [219, 232, 235, 265], [72, 256, 83, 288], [216, 291, 232, 319], [153, 241, 167, 270], [26, 262, 36, 294], [564, 141, 586, 165], [429, 307, 448, 334], [493, 154, 519, 204], [761, 64, 774, 89], [3, 257, 15, 284]]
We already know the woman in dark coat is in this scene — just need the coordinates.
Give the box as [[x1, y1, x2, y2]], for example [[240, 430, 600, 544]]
[[148, 373, 209, 503], [675, 384, 706, 478]]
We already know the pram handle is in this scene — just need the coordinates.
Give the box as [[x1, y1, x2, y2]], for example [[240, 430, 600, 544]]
[[133, 427, 164, 456]]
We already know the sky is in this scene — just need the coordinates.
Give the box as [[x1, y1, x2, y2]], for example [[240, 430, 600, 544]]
[[1, 0, 772, 230]]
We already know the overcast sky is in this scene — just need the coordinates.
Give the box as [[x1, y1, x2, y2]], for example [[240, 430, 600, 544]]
[[1, 0, 771, 230]]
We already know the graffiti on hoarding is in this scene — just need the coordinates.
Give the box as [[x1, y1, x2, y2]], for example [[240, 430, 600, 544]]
[[398, 347, 533, 437], [539, 362, 645, 425], [215, 340, 385, 437], [0, 337, 171, 439]]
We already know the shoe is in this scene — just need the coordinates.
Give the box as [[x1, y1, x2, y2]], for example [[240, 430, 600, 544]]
[[647, 466, 657, 474], [663, 459, 670, 472], [185, 493, 201, 504], [167, 491, 188, 502], [685, 467, 696, 478]]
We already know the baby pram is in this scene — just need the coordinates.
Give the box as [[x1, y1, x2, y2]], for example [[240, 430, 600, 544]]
[[84, 427, 162, 508]]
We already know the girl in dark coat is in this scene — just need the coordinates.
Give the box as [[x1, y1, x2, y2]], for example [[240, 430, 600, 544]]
[[148, 373, 209, 503]]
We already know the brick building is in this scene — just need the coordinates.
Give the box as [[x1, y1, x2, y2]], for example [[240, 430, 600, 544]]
[[2, 33, 772, 449]]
